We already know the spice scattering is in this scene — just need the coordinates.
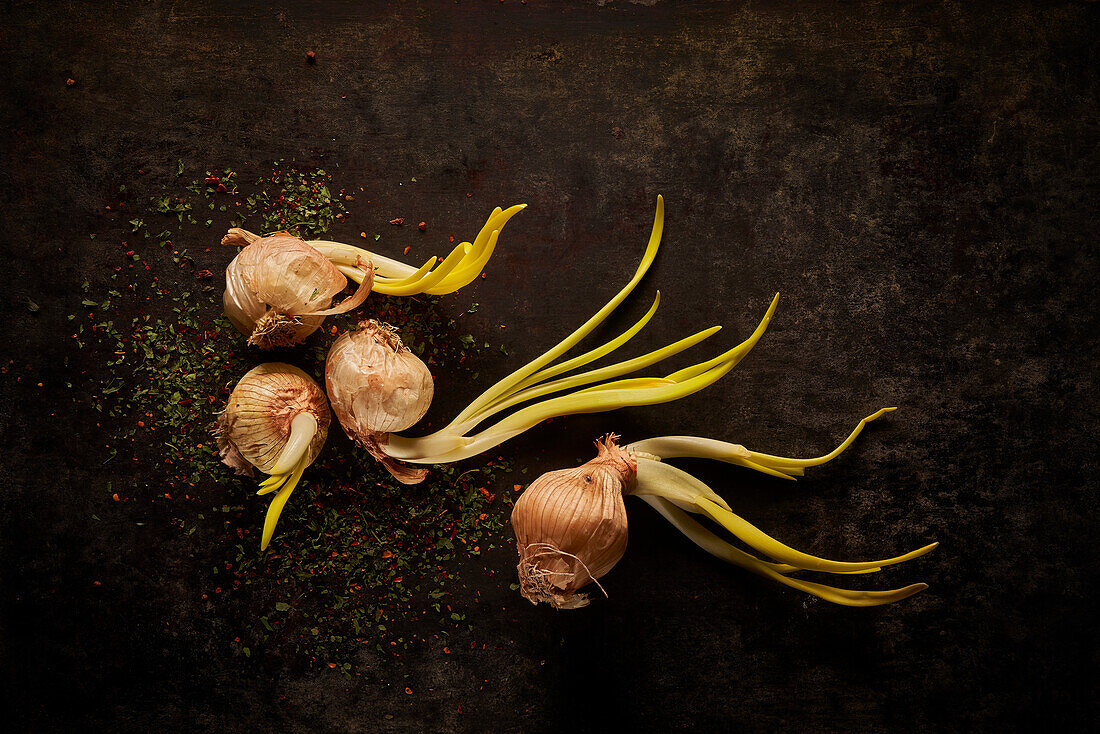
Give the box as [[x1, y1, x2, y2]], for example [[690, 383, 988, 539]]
[[70, 158, 521, 671]]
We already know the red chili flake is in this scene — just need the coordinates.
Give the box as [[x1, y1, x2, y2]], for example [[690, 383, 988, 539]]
[[65, 78, 76, 87], [418, 221, 427, 231], [137, 421, 145, 428], [360, 232, 367, 239], [405, 687, 413, 695], [112, 493, 120, 501], [196, 269, 214, 279], [393, 576, 403, 583], [403, 246, 412, 255], [217, 183, 227, 192], [388, 217, 405, 226], [328, 662, 337, 668], [93, 580, 102, 586], [307, 50, 317, 62], [205, 176, 220, 184], [443, 646, 451, 654]]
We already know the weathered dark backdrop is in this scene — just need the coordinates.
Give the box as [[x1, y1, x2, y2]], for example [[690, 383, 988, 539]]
[[2, 1, 1097, 731]]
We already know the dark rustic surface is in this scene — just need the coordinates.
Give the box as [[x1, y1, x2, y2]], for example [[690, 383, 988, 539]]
[[2, 1, 1097, 731]]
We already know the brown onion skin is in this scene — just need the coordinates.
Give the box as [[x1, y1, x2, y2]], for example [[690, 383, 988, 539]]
[[216, 363, 330, 476], [511, 436, 637, 609]]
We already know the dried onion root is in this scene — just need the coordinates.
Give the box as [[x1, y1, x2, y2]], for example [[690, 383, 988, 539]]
[[512, 413, 937, 609], [215, 363, 331, 550], [359, 196, 781, 481]]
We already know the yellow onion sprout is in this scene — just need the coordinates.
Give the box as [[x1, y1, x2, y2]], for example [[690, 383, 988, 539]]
[[308, 205, 526, 296], [347, 196, 781, 483], [215, 363, 331, 550]]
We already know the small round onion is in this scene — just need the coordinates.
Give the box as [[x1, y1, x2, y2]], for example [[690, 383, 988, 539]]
[[216, 362, 330, 476], [511, 435, 636, 609], [325, 320, 434, 483], [222, 232, 372, 349]]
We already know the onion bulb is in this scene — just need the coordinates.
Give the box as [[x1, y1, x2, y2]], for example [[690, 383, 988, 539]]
[[215, 362, 331, 550], [222, 231, 373, 349], [512, 412, 939, 609], [511, 435, 635, 609], [325, 320, 434, 484]]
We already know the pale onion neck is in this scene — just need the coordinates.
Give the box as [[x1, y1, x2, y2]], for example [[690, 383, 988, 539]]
[[271, 412, 318, 474]]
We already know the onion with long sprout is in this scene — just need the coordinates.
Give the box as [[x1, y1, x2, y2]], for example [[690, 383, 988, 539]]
[[222, 205, 525, 348], [221, 232, 374, 348], [511, 414, 938, 609], [215, 363, 330, 550], [324, 196, 782, 483]]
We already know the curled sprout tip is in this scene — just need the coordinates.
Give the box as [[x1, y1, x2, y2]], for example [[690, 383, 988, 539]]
[[309, 204, 524, 296]]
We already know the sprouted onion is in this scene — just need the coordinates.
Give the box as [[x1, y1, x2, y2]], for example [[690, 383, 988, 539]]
[[215, 363, 330, 550], [511, 435, 632, 609], [512, 414, 938, 609], [222, 205, 525, 348], [221, 231, 374, 348], [325, 196, 782, 483]]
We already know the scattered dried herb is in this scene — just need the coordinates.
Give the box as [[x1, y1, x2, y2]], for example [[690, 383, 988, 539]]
[[71, 158, 518, 672]]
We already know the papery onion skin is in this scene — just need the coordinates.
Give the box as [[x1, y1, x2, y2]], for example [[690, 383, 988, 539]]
[[325, 320, 435, 484], [216, 362, 330, 476], [326, 320, 434, 438], [222, 233, 356, 349], [511, 435, 636, 609]]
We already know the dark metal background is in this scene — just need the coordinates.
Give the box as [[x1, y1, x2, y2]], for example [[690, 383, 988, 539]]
[[2, 1, 1097, 731]]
